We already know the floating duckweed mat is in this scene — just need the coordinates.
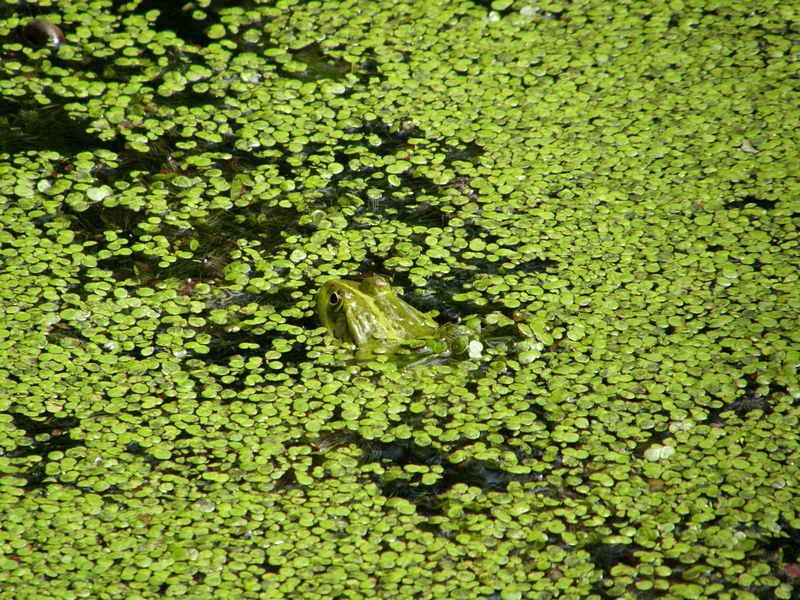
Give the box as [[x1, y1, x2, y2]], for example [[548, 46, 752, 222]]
[[1, 0, 799, 598]]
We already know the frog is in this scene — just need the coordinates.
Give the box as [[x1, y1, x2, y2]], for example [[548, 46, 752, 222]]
[[316, 276, 438, 356], [316, 276, 536, 363]]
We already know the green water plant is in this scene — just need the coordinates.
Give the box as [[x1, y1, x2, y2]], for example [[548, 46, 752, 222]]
[[0, 0, 799, 598]]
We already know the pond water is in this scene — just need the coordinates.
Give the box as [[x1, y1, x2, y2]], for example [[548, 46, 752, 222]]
[[1, 1, 799, 598]]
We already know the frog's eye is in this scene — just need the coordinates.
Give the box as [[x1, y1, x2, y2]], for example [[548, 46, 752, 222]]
[[329, 291, 342, 309]]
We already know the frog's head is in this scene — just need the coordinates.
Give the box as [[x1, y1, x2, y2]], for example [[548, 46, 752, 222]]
[[316, 277, 437, 351]]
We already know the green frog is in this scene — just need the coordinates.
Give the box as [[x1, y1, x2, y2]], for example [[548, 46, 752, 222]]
[[316, 277, 437, 352], [316, 276, 538, 362]]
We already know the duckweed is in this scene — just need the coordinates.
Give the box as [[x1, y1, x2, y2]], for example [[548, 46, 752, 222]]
[[1, 0, 799, 598]]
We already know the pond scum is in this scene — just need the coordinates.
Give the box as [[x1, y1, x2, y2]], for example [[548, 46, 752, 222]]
[[0, 1, 799, 599]]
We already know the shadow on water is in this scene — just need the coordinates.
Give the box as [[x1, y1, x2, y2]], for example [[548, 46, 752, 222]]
[[0, 100, 121, 156]]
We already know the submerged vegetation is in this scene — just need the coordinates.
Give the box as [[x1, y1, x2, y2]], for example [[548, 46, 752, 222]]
[[0, 0, 799, 598]]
